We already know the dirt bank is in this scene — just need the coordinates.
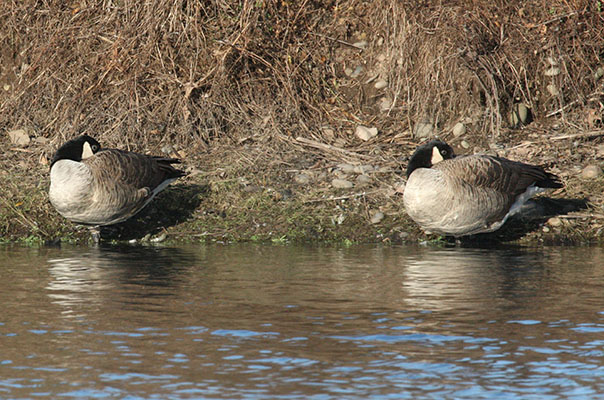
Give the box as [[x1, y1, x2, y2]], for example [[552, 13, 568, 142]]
[[1, 1, 603, 245]]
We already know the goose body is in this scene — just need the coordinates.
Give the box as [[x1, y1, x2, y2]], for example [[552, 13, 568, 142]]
[[403, 140, 562, 237], [49, 135, 185, 238]]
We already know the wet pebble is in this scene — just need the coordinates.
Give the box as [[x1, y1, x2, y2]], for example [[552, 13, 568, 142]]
[[331, 178, 354, 189], [581, 164, 602, 179], [547, 217, 563, 227]]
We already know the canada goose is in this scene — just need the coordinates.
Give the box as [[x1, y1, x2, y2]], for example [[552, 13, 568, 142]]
[[403, 140, 563, 237], [49, 135, 185, 242]]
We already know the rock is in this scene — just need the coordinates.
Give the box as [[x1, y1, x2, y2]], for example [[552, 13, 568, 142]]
[[3, 84, 10, 91], [509, 103, 531, 128], [161, 144, 174, 154], [354, 165, 374, 174], [150, 232, 167, 243], [452, 122, 466, 137], [461, 140, 470, 149], [294, 173, 311, 185], [331, 178, 354, 189], [353, 40, 368, 49], [379, 97, 392, 112], [370, 211, 384, 224], [547, 57, 558, 66], [542, 226, 551, 233], [344, 65, 363, 79], [34, 136, 49, 144], [337, 163, 355, 173], [546, 84, 559, 96], [374, 79, 387, 89], [595, 67, 604, 81], [355, 125, 378, 141], [547, 217, 562, 227], [544, 67, 560, 76], [356, 174, 371, 185], [8, 129, 30, 146], [596, 144, 604, 158], [581, 164, 602, 179], [413, 122, 433, 138]]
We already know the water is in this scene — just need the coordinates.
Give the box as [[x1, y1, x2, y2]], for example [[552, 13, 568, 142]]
[[1, 244, 604, 399]]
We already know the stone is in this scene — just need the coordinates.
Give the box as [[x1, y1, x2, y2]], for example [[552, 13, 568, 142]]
[[461, 140, 470, 149], [354, 165, 374, 174], [161, 144, 174, 154], [8, 129, 30, 146], [547, 56, 558, 66], [355, 125, 378, 141], [544, 67, 560, 76], [374, 79, 387, 89], [546, 84, 559, 96], [595, 67, 604, 81], [379, 97, 392, 112], [370, 211, 384, 224], [294, 173, 311, 185], [413, 122, 433, 138], [331, 178, 353, 189], [581, 164, 602, 179], [353, 40, 368, 49], [337, 163, 355, 173], [356, 174, 371, 185], [547, 217, 563, 227], [349, 66, 363, 78], [452, 122, 466, 137], [509, 103, 530, 128]]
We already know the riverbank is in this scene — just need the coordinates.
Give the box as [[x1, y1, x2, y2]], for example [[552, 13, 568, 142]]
[[2, 125, 603, 246], [1, 1, 603, 245]]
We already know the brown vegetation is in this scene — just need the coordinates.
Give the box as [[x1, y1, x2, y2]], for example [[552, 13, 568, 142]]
[[0, 1, 603, 244]]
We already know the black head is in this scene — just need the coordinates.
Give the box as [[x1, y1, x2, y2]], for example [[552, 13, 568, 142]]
[[50, 135, 101, 168], [405, 140, 455, 177]]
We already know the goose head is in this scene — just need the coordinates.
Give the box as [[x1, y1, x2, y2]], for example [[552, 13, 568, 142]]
[[50, 135, 101, 168], [406, 140, 455, 178]]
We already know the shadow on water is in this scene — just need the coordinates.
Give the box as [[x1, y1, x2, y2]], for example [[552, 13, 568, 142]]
[[100, 183, 209, 241], [46, 244, 199, 312]]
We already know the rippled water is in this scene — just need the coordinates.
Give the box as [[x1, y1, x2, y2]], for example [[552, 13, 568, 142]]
[[1, 243, 604, 399]]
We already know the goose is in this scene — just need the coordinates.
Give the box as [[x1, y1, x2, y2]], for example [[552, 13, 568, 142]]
[[403, 140, 563, 237], [49, 135, 186, 242]]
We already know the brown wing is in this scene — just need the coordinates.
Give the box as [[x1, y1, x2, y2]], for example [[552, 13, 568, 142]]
[[83, 150, 185, 223], [436, 155, 561, 198]]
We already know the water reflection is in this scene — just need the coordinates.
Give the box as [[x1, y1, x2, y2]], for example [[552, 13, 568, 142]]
[[0, 244, 603, 399]]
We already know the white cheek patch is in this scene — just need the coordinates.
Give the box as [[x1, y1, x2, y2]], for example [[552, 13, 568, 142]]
[[431, 146, 444, 164], [82, 142, 94, 159]]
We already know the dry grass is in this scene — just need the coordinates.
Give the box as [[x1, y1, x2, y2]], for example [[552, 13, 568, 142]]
[[1, 0, 602, 153]]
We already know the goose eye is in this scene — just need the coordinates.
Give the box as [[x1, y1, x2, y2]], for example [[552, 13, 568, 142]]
[[92, 145, 99, 151], [440, 149, 448, 155]]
